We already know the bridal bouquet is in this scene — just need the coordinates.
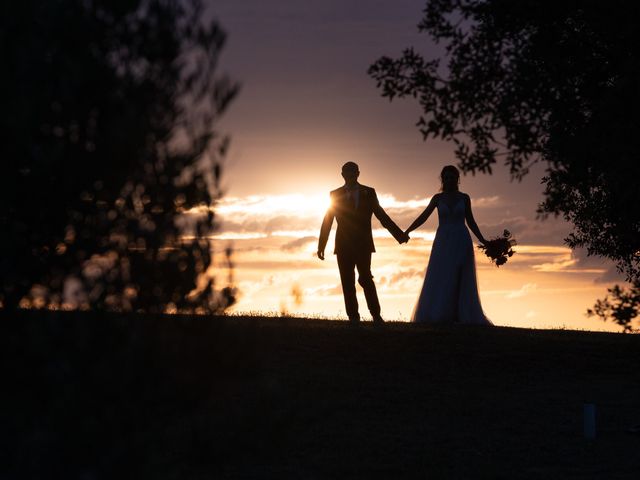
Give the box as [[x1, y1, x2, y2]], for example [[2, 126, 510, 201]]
[[478, 230, 517, 267]]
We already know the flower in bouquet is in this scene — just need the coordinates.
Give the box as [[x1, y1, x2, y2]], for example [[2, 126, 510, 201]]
[[478, 229, 517, 267]]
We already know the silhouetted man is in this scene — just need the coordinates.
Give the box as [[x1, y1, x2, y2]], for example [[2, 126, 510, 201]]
[[317, 162, 408, 323]]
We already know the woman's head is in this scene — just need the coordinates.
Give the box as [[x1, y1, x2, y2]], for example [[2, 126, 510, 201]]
[[440, 165, 460, 192]]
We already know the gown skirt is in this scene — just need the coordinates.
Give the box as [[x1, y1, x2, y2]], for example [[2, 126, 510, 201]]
[[412, 199, 492, 325]]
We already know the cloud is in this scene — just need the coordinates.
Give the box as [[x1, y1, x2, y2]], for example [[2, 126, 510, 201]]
[[505, 283, 537, 299], [566, 247, 626, 284], [211, 232, 267, 240], [377, 194, 431, 210], [305, 284, 343, 296], [532, 257, 578, 272], [380, 268, 423, 286], [213, 193, 511, 242], [281, 236, 317, 251], [212, 193, 621, 300], [515, 245, 572, 255], [372, 228, 435, 241], [236, 259, 319, 270], [593, 267, 627, 284], [377, 194, 500, 231], [528, 247, 616, 276], [232, 245, 269, 253], [264, 215, 304, 234], [213, 193, 330, 238], [378, 193, 500, 210], [478, 215, 573, 247], [376, 266, 425, 295], [473, 195, 501, 208]]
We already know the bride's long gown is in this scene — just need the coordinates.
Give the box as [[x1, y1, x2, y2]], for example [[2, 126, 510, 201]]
[[412, 195, 492, 325]]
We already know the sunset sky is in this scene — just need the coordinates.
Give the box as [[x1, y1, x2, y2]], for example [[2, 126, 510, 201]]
[[208, 0, 624, 331]]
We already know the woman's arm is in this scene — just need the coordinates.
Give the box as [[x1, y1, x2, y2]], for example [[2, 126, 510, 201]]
[[405, 194, 438, 234], [464, 193, 487, 244]]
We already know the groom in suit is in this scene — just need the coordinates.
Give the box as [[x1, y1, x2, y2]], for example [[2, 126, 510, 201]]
[[317, 162, 409, 324]]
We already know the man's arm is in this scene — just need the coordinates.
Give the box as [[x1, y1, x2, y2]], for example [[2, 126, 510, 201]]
[[372, 189, 408, 243], [317, 194, 335, 260]]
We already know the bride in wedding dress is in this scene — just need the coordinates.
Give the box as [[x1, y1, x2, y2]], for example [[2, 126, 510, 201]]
[[405, 165, 492, 325]]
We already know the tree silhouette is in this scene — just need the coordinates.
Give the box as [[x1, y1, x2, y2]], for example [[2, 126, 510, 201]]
[[369, 0, 640, 285], [1, 0, 238, 312], [587, 283, 640, 333]]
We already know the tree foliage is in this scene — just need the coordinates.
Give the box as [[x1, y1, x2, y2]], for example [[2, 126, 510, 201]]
[[587, 283, 640, 333], [0, 0, 239, 312], [368, 0, 640, 283]]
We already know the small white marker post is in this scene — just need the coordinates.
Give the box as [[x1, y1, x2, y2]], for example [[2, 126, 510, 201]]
[[583, 403, 596, 440]]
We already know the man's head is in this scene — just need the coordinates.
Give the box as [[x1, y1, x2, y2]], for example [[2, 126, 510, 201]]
[[341, 162, 359, 185]]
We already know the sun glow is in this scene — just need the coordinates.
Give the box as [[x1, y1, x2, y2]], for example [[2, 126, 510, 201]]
[[212, 192, 439, 241], [216, 193, 332, 218], [215, 192, 434, 220]]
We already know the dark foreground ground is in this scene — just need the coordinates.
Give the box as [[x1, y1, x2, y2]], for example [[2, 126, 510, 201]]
[[1, 311, 639, 479]]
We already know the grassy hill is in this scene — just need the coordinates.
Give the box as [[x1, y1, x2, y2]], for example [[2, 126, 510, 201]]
[[2, 311, 639, 479]]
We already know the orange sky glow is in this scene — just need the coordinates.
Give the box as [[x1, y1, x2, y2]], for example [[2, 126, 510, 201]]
[[210, 191, 620, 332]]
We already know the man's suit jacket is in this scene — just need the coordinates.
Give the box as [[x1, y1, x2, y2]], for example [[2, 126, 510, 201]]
[[318, 184, 405, 255]]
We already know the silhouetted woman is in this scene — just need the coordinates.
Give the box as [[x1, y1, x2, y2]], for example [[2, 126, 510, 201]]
[[404, 165, 492, 324]]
